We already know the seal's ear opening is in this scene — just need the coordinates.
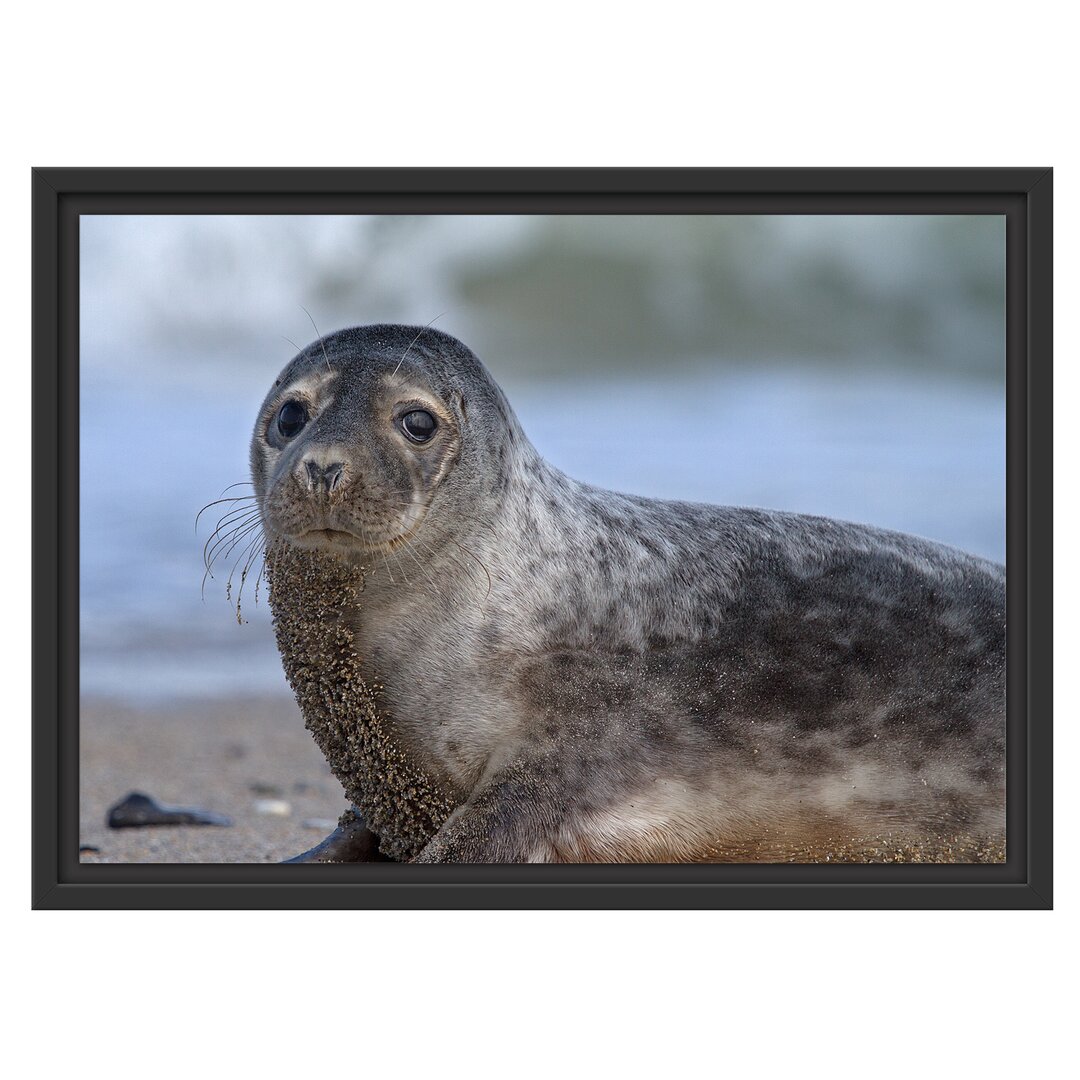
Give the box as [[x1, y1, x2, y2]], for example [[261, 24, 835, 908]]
[[453, 389, 468, 422]]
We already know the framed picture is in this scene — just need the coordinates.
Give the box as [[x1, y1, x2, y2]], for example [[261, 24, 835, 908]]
[[32, 168, 1052, 908]]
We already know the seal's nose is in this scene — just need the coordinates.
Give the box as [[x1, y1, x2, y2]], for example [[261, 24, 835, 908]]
[[304, 459, 345, 494]]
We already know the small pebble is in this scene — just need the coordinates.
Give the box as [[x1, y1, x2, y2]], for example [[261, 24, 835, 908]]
[[254, 798, 292, 817], [248, 782, 284, 797], [79, 844, 100, 854]]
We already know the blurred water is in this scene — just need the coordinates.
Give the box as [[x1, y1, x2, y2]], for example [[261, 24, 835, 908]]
[[80, 362, 1004, 703], [79, 213, 1005, 703], [80, 214, 1005, 384]]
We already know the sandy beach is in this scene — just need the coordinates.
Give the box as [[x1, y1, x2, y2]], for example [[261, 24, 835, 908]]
[[80, 694, 1007, 865], [79, 695, 352, 863]]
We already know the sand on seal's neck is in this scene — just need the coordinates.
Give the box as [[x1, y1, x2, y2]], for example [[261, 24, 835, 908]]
[[264, 540, 457, 862]]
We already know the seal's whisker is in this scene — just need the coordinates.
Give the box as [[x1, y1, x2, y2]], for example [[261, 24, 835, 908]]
[[398, 543, 446, 601], [226, 541, 260, 601], [413, 534, 490, 607], [207, 522, 264, 591], [372, 490, 481, 535], [261, 536, 285, 586], [390, 314, 445, 379], [391, 549, 412, 587], [229, 526, 265, 586], [200, 519, 259, 598], [228, 529, 268, 621], [222, 525, 266, 607], [376, 488, 499, 601], [354, 525, 374, 577], [374, 496, 501, 547], [299, 304, 333, 374], [219, 519, 264, 569], [355, 521, 394, 584], [353, 525, 398, 586], [448, 538, 493, 605], [203, 502, 261, 544], [204, 516, 263, 581], [210, 504, 262, 536], [195, 493, 259, 534], [401, 528, 488, 610], [200, 505, 260, 551], [404, 534, 489, 619], [250, 539, 268, 606], [203, 509, 263, 572], [352, 524, 378, 583]]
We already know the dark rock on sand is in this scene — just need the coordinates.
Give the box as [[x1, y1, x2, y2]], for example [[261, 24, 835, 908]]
[[107, 791, 233, 828]]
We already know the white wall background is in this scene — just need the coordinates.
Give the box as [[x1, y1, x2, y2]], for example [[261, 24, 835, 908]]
[[3, 5, 1071, 1080]]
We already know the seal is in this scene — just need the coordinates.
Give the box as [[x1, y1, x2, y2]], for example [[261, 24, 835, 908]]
[[248, 324, 1006, 863]]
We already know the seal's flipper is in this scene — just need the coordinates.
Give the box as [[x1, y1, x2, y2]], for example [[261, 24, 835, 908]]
[[282, 807, 392, 863]]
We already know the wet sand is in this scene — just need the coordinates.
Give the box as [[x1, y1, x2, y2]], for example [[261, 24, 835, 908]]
[[79, 695, 351, 863]]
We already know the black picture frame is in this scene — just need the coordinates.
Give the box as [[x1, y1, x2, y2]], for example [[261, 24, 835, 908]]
[[32, 167, 1053, 910]]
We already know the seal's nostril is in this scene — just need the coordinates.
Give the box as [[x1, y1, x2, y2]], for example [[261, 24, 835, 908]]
[[324, 462, 344, 493], [304, 459, 345, 494]]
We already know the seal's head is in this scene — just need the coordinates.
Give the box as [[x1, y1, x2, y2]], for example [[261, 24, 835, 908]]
[[252, 324, 521, 561]]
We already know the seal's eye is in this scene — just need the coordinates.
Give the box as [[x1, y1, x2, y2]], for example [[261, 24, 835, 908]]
[[276, 400, 308, 439], [401, 409, 437, 444]]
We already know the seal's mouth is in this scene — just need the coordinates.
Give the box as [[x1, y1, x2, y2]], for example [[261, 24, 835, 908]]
[[287, 515, 426, 558], [291, 526, 364, 552], [268, 492, 433, 560], [301, 527, 357, 543]]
